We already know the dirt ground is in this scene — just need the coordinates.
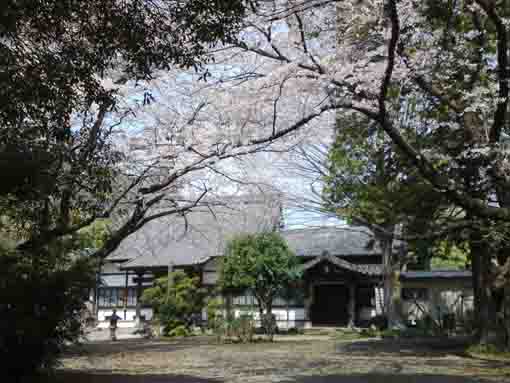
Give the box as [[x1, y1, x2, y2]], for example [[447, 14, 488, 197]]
[[52, 335, 510, 383]]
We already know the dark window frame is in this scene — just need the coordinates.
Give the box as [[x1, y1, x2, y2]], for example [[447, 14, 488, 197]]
[[232, 290, 305, 308], [98, 287, 138, 308], [401, 287, 429, 301]]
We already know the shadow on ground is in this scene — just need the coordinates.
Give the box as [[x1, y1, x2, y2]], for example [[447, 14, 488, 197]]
[[337, 337, 471, 357], [38, 371, 222, 383], [41, 372, 496, 383], [288, 374, 493, 383], [66, 337, 211, 358]]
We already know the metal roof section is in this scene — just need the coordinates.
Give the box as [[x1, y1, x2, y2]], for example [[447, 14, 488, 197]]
[[400, 270, 472, 279]]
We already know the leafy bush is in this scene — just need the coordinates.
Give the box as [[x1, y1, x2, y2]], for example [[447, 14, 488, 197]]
[[210, 316, 228, 343], [399, 327, 434, 338], [467, 343, 510, 357], [0, 250, 95, 379], [379, 328, 402, 339], [209, 314, 255, 343], [336, 328, 364, 341], [285, 327, 304, 335], [230, 314, 255, 343], [359, 327, 380, 338], [167, 325, 192, 337], [205, 296, 223, 331], [368, 315, 388, 330], [142, 271, 205, 337], [414, 315, 434, 334], [459, 309, 475, 334]]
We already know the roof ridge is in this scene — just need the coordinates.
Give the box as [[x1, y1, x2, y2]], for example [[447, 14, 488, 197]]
[[281, 226, 370, 233]]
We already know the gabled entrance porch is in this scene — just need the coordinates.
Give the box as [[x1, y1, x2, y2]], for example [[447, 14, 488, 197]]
[[302, 252, 382, 327]]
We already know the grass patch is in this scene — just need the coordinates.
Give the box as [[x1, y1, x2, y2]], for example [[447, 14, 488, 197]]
[[278, 327, 305, 336], [379, 327, 442, 339], [466, 344, 510, 361], [336, 328, 379, 341]]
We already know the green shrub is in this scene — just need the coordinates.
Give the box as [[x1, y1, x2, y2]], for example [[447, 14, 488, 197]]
[[359, 327, 380, 338], [466, 343, 510, 359], [399, 327, 431, 338], [414, 315, 436, 335], [379, 328, 401, 339], [208, 313, 256, 343], [142, 271, 205, 337], [285, 327, 304, 335], [205, 297, 223, 331], [336, 328, 378, 340], [336, 331, 363, 341], [157, 303, 187, 336], [167, 325, 191, 337], [211, 316, 229, 342], [231, 314, 255, 343], [0, 250, 95, 380], [368, 315, 388, 330], [459, 309, 475, 334]]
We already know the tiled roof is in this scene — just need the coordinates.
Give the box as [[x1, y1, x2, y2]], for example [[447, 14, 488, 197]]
[[282, 226, 380, 257], [111, 194, 281, 269]]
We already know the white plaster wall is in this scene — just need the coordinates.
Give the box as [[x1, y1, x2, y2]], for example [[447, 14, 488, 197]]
[[231, 308, 306, 321], [241, 308, 306, 330], [359, 307, 378, 321], [202, 307, 307, 330], [202, 271, 219, 285], [374, 286, 385, 316], [400, 283, 474, 322], [203, 257, 220, 271], [97, 308, 153, 327], [202, 258, 220, 285]]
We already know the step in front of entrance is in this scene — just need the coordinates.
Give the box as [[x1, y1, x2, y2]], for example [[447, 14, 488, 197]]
[[96, 320, 138, 329], [304, 326, 352, 335]]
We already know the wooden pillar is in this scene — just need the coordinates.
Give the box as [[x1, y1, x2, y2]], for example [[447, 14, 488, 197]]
[[123, 270, 129, 320], [305, 283, 314, 322], [348, 284, 356, 327], [135, 271, 143, 326], [93, 263, 102, 320], [167, 262, 173, 302], [225, 291, 233, 322]]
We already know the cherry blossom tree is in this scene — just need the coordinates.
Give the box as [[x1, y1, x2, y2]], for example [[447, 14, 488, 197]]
[[175, 0, 510, 343]]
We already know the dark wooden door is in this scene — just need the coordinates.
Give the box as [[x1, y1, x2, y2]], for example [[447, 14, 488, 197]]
[[311, 284, 350, 326]]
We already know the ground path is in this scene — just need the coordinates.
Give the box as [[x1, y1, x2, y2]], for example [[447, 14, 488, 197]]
[[51, 335, 510, 382]]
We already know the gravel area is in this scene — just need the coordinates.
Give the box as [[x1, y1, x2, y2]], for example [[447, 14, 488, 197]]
[[55, 335, 510, 383]]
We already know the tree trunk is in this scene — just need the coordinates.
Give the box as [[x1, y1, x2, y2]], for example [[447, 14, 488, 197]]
[[257, 294, 276, 341], [471, 234, 492, 345], [381, 235, 403, 329], [258, 306, 264, 331], [225, 293, 233, 322], [266, 301, 275, 342], [135, 272, 143, 329], [286, 301, 290, 330], [503, 284, 510, 350]]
